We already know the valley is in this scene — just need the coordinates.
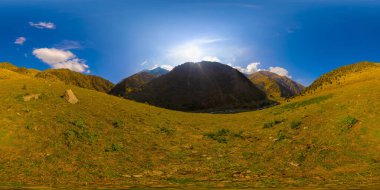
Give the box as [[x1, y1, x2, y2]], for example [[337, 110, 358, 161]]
[[0, 62, 379, 188]]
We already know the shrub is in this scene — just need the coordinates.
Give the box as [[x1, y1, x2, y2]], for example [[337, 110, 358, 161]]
[[72, 118, 86, 128], [112, 120, 125, 128], [341, 116, 358, 132], [290, 120, 302, 129], [263, 119, 284, 128], [105, 144, 123, 152], [343, 116, 358, 127], [204, 129, 244, 143]]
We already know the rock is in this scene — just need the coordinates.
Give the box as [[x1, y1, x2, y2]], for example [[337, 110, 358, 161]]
[[64, 89, 78, 104], [23, 94, 40, 102], [151, 170, 163, 176]]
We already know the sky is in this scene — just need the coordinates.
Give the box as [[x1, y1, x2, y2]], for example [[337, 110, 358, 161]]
[[1, 0, 380, 85]]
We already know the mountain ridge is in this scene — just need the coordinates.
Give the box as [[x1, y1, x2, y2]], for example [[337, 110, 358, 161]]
[[248, 71, 305, 99]]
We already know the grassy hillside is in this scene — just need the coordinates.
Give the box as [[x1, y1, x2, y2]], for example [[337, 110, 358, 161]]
[[304, 61, 379, 94], [0, 62, 40, 77], [0, 64, 379, 188], [248, 71, 305, 99], [35, 69, 114, 93]]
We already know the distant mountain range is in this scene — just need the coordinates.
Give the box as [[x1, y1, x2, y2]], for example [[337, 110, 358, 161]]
[[127, 61, 267, 111], [248, 71, 305, 99], [1, 61, 308, 111]]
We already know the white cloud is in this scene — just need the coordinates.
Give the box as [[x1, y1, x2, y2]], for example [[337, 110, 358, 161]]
[[202, 56, 221, 62], [14, 37, 26, 45], [29, 22, 56, 29], [32, 48, 89, 73], [230, 62, 292, 78], [269, 66, 291, 78], [232, 62, 261, 74]]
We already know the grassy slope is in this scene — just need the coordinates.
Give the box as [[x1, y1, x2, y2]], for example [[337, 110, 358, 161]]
[[0, 65, 379, 188], [36, 69, 114, 93]]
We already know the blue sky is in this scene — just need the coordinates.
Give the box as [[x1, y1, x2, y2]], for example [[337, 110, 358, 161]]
[[1, 0, 380, 85]]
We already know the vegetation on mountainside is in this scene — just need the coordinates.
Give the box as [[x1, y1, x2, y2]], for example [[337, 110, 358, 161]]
[[304, 61, 379, 94], [109, 72, 157, 97], [109, 67, 169, 97], [0, 62, 379, 188], [0, 62, 40, 77], [249, 71, 305, 99], [35, 69, 114, 93]]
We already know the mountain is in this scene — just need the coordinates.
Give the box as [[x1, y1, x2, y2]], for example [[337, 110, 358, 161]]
[[145, 66, 169, 76], [0, 61, 379, 188], [304, 61, 379, 94], [109, 67, 169, 97], [128, 61, 267, 111], [248, 71, 305, 99], [35, 69, 114, 93]]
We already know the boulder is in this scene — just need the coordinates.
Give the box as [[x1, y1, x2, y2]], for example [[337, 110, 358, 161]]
[[23, 94, 40, 102], [64, 89, 78, 104]]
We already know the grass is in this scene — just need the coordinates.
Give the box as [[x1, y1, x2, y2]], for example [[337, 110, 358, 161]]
[[290, 120, 302, 129], [0, 62, 379, 188], [112, 120, 125, 128], [263, 119, 284, 128], [341, 116, 359, 133], [204, 128, 244, 143]]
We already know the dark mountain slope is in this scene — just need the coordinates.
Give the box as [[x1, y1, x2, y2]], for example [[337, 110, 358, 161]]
[[249, 71, 305, 99], [109, 67, 169, 97], [129, 61, 267, 111]]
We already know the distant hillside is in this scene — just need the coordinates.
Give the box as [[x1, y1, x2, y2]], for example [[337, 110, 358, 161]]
[[144, 67, 169, 76], [36, 69, 114, 93], [249, 71, 305, 99], [0, 62, 40, 77], [304, 61, 379, 93], [109, 67, 169, 97], [129, 61, 267, 111]]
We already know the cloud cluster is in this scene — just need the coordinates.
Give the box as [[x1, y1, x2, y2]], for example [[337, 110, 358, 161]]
[[29, 22, 56, 29], [32, 48, 89, 73], [232, 62, 261, 75], [14, 37, 26, 45], [232, 62, 291, 78], [269, 66, 291, 78]]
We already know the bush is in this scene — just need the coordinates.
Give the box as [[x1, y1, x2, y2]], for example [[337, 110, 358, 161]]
[[343, 116, 358, 127], [341, 116, 358, 133], [263, 119, 284, 128], [290, 120, 302, 129], [72, 118, 86, 128], [204, 129, 244, 143], [105, 144, 123, 152], [112, 120, 125, 128]]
